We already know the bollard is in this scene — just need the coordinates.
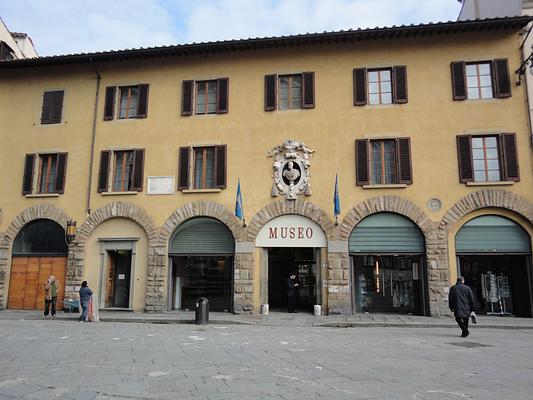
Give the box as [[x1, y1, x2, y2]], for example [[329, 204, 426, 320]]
[[314, 304, 321, 316], [194, 297, 209, 325], [261, 304, 269, 315]]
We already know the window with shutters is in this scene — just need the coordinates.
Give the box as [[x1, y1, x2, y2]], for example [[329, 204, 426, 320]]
[[178, 145, 227, 191], [113, 150, 135, 191], [356, 138, 412, 186], [40, 90, 64, 124], [264, 72, 314, 111], [279, 74, 302, 110], [353, 66, 407, 106], [451, 59, 511, 101], [456, 134, 519, 184], [466, 63, 493, 100], [104, 84, 149, 120], [181, 78, 229, 116], [97, 149, 144, 193], [22, 152, 68, 196], [368, 69, 392, 105]]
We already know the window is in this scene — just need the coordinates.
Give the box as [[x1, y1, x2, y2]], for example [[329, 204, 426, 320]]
[[22, 153, 68, 195], [0, 41, 16, 61], [456, 134, 519, 183], [264, 72, 314, 111], [178, 145, 227, 191], [451, 59, 511, 100], [97, 149, 145, 193], [40, 91, 64, 124], [353, 66, 407, 106], [181, 78, 228, 116], [355, 138, 412, 186], [103, 84, 149, 120]]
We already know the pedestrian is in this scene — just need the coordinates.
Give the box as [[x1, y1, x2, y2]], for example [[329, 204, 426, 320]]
[[79, 281, 93, 322], [287, 272, 299, 313], [44, 275, 59, 318], [449, 276, 475, 337]]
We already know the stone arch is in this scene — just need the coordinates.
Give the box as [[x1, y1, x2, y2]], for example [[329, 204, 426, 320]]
[[245, 199, 336, 242], [160, 201, 244, 243], [0, 204, 72, 309], [339, 195, 436, 241], [439, 189, 533, 232]]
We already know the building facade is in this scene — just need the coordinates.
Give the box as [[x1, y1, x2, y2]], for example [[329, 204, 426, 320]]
[[0, 17, 37, 61], [1, 17, 532, 317]]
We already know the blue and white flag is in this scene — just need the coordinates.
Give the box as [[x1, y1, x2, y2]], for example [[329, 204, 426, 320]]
[[334, 174, 341, 219], [235, 178, 244, 220]]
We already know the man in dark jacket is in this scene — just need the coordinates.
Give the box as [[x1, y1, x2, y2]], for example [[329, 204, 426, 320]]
[[79, 281, 93, 322], [449, 276, 475, 337], [287, 273, 299, 313]]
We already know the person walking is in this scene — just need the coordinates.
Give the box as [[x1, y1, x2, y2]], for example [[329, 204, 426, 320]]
[[449, 276, 475, 337], [79, 281, 93, 322], [287, 273, 299, 313], [44, 275, 59, 318]]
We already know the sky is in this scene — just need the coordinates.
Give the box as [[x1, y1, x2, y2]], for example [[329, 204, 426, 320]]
[[0, 0, 462, 57]]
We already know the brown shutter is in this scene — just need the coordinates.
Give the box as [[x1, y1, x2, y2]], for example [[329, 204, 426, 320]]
[[264, 74, 277, 111], [216, 78, 229, 114], [215, 145, 227, 189], [178, 147, 191, 190], [392, 66, 408, 104], [54, 152, 68, 194], [97, 151, 111, 192], [103, 86, 116, 120], [355, 139, 369, 186], [302, 72, 315, 109], [181, 80, 194, 116], [456, 135, 473, 182], [451, 61, 467, 100], [396, 138, 412, 184], [501, 133, 519, 181], [132, 149, 145, 191], [136, 84, 149, 118], [493, 59, 511, 98], [41, 92, 51, 123], [22, 153, 36, 195], [41, 91, 63, 124], [353, 68, 367, 106]]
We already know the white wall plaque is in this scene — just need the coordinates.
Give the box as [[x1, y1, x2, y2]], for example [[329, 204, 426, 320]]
[[255, 215, 327, 248], [147, 176, 174, 195]]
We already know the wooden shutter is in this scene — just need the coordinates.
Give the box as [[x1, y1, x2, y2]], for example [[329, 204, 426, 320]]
[[456, 135, 473, 182], [136, 84, 149, 118], [355, 139, 369, 186], [181, 80, 194, 116], [215, 145, 227, 189], [41, 91, 63, 124], [302, 72, 315, 109], [22, 153, 36, 195], [132, 149, 145, 191], [451, 61, 467, 100], [97, 150, 111, 192], [54, 153, 68, 194], [217, 78, 229, 114], [396, 138, 412, 184], [392, 66, 408, 104], [493, 59, 511, 98], [353, 68, 367, 106], [103, 86, 116, 120], [264, 74, 277, 111], [501, 133, 519, 181], [178, 147, 191, 190]]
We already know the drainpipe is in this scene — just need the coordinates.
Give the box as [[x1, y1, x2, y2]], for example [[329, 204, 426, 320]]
[[518, 25, 533, 148], [86, 57, 101, 215]]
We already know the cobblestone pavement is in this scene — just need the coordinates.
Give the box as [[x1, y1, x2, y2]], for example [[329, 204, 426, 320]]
[[0, 320, 532, 400]]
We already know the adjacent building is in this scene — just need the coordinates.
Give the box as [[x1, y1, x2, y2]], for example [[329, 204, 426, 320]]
[[0, 17, 37, 61], [1, 16, 532, 317]]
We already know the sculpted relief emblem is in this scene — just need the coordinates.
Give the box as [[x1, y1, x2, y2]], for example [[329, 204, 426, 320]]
[[267, 139, 314, 200]]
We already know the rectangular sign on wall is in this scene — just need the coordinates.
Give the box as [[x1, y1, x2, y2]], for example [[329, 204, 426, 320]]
[[147, 176, 174, 195]]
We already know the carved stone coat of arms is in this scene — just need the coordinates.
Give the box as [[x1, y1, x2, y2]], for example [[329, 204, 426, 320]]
[[267, 139, 314, 200]]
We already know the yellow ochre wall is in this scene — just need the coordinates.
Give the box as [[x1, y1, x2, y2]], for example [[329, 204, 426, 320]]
[[1, 31, 532, 281]]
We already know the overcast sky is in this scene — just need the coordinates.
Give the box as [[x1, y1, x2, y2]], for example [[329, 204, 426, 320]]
[[0, 0, 462, 56]]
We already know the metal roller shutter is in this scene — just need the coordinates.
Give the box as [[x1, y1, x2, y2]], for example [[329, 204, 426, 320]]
[[169, 217, 235, 255]]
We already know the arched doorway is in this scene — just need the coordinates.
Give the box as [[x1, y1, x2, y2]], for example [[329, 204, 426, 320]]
[[349, 213, 429, 315], [255, 214, 327, 313], [168, 217, 235, 312], [8, 219, 68, 310], [455, 215, 533, 317]]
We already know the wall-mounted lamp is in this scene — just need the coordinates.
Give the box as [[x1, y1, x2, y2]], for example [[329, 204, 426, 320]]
[[66, 219, 77, 243]]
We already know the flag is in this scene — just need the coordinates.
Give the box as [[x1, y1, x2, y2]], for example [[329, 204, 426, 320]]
[[235, 178, 244, 220], [334, 174, 341, 219]]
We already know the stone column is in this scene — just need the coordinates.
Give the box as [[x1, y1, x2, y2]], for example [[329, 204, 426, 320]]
[[326, 240, 351, 314], [233, 241, 255, 313], [0, 232, 8, 309], [145, 238, 168, 312]]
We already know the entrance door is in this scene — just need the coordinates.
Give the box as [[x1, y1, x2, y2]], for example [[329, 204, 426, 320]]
[[8, 256, 67, 310], [105, 250, 132, 308], [352, 255, 427, 315], [268, 247, 316, 311]]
